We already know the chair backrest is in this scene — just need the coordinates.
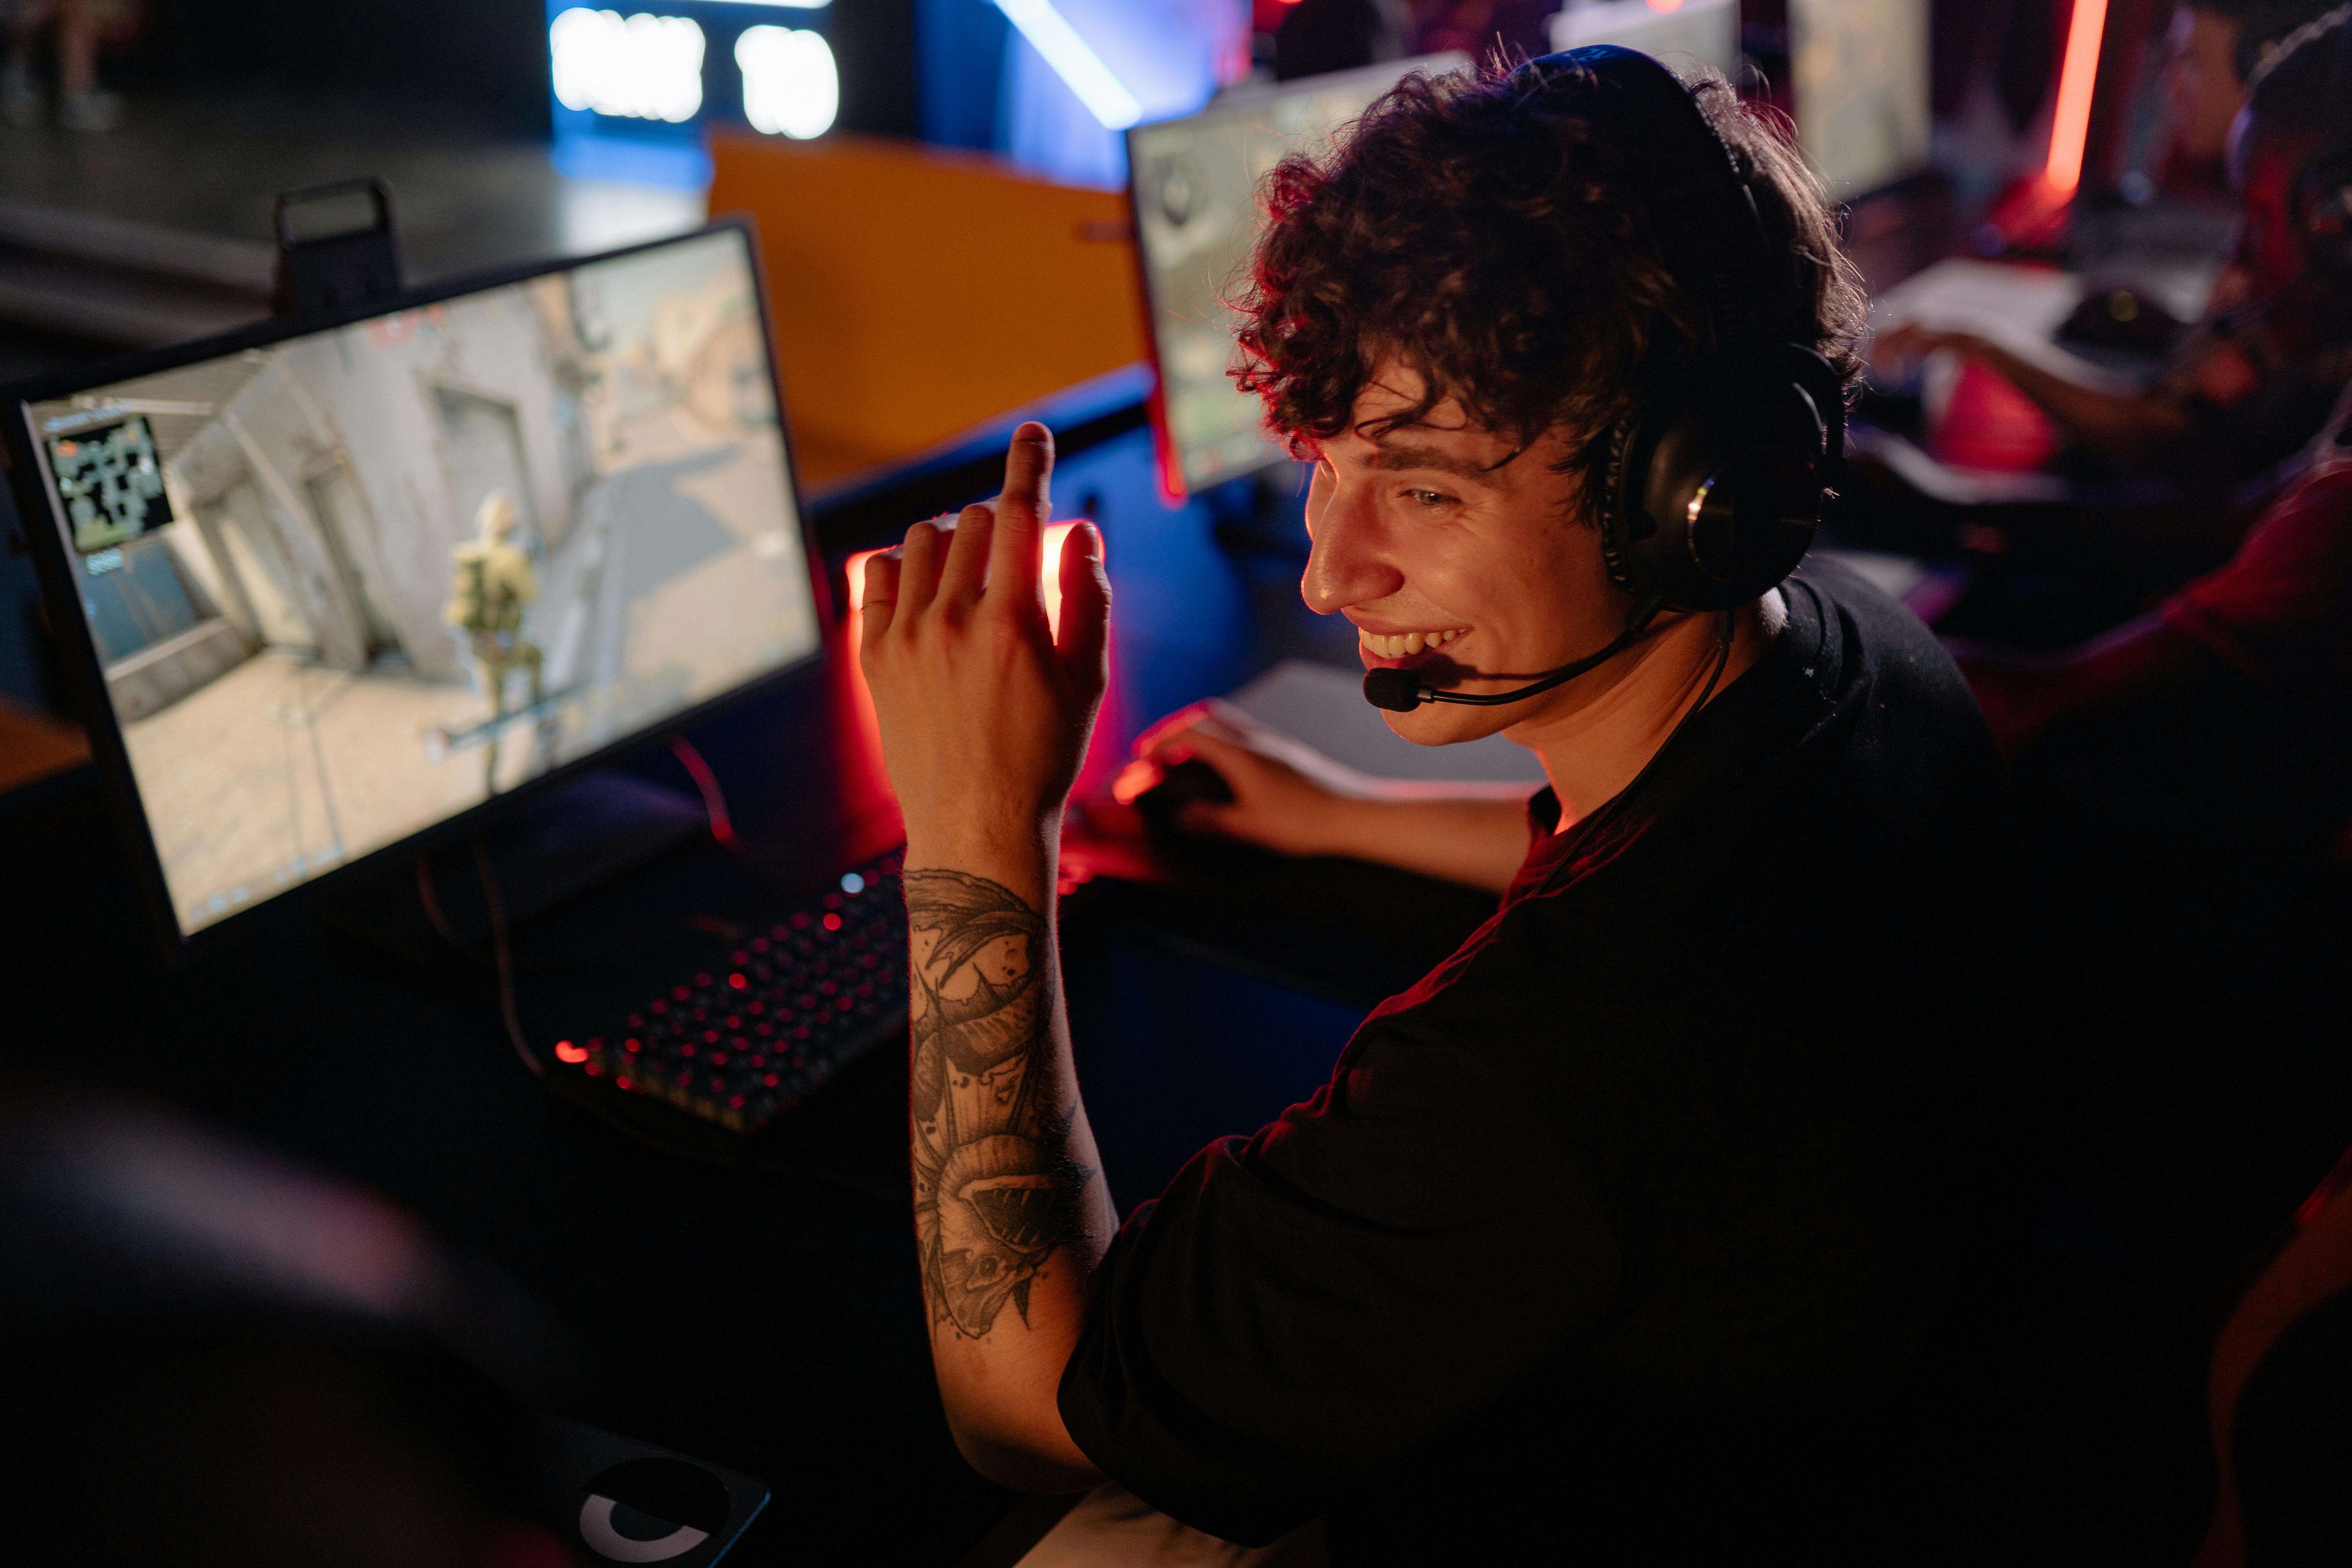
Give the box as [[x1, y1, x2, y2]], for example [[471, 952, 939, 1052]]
[[2195, 1143, 2352, 1566], [706, 132, 1148, 486]]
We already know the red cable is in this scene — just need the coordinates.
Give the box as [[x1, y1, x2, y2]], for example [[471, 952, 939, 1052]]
[[669, 733, 740, 850]]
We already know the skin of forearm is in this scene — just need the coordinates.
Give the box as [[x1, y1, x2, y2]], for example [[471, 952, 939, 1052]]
[[903, 835, 1114, 1492], [1969, 341, 2193, 466], [1313, 794, 1536, 893], [1981, 613, 2229, 753]]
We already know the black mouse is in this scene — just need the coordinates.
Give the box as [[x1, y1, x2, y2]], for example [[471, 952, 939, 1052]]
[[1125, 755, 1234, 835], [2056, 287, 2185, 356]]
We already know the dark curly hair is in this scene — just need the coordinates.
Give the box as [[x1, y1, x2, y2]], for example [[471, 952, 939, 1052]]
[[1231, 58, 1866, 515]]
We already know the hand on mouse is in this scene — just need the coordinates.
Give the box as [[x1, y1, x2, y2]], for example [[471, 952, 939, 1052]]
[[1132, 710, 1347, 858], [858, 423, 1111, 865], [1869, 321, 1987, 374]]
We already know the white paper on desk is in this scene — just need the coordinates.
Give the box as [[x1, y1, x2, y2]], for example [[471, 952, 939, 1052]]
[[1868, 258, 2146, 396], [1202, 659, 1547, 802]]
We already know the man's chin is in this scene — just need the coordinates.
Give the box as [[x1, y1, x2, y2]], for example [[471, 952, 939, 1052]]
[[1377, 699, 1517, 748]]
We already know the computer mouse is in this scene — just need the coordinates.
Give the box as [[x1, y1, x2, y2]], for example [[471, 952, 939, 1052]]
[[1116, 754, 1235, 836], [2056, 287, 2185, 356], [1143, 755, 1234, 809]]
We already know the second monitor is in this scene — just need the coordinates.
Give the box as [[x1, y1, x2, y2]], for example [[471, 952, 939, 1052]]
[[1128, 54, 1465, 498]]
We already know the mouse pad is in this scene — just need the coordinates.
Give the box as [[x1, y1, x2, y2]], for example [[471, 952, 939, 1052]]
[[535, 1418, 770, 1566]]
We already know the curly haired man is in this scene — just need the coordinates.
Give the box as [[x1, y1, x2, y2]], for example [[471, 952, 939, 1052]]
[[859, 51, 2025, 1567]]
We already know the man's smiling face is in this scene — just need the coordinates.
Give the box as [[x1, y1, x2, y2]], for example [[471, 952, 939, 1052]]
[[1301, 359, 1630, 747]]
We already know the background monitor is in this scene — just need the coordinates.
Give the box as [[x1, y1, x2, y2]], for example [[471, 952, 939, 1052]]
[[8, 222, 825, 948], [1127, 54, 1465, 499], [1549, 0, 1740, 75], [1789, 0, 1931, 196]]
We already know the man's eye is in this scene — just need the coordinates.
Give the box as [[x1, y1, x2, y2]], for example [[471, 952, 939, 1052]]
[[1403, 488, 1457, 509]]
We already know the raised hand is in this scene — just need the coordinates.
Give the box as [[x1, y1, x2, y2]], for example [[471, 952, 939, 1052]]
[[857, 421, 1111, 862]]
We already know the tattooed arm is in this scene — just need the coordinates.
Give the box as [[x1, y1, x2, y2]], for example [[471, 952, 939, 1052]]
[[860, 423, 1118, 1491]]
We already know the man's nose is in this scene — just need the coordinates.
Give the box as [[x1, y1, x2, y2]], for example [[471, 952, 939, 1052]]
[[1301, 478, 1402, 616]]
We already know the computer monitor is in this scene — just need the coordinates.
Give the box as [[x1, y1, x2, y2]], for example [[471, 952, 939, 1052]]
[[5, 221, 828, 952], [1789, 0, 1931, 197], [1126, 54, 1466, 499], [1549, 0, 1740, 75]]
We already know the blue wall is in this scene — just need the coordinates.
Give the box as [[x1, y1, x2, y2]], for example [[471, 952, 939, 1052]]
[[915, 0, 1010, 151]]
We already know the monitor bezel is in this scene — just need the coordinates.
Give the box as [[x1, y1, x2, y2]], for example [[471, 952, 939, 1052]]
[[2, 215, 837, 962], [1123, 53, 1467, 499]]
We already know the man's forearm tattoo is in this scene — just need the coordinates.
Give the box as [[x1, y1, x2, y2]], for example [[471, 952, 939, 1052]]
[[905, 868, 1094, 1339]]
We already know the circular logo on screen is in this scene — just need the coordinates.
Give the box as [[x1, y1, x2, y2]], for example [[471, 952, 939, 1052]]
[[577, 1457, 730, 1563]]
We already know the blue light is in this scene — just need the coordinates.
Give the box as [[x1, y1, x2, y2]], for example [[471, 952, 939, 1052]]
[[990, 0, 1141, 129]]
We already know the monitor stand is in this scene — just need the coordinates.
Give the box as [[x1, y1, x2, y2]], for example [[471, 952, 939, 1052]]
[[327, 769, 711, 958]]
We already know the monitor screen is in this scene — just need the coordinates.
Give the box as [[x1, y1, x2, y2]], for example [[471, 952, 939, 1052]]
[[1548, 0, 1739, 75], [1789, 0, 1931, 197], [1127, 55, 1465, 498], [16, 225, 822, 941]]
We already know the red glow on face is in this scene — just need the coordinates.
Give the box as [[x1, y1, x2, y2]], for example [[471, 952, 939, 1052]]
[[554, 1040, 590, 1064], [822, 912, 842, 931]]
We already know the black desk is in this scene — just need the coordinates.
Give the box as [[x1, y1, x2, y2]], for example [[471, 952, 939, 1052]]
[[0, 403, 1502, 1564]]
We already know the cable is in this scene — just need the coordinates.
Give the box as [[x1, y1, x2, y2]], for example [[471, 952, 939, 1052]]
[[668, 733, 740, 851], [1530, 607, 1737, 896], [414, 851, 461, 944], [470, 835, 544, 1080], [1615, 606, 1736, 807]]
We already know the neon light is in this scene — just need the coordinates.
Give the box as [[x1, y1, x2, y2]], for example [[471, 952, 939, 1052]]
[[737, 25, 838, 138], [2046, 0, 2109, 192], [549, 9, 706, 125], [989, 0, 1144, 129], [1646, 0, 1684, 11]]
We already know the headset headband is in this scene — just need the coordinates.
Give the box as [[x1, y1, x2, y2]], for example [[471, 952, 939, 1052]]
[[1508, 46, 1781, 352]]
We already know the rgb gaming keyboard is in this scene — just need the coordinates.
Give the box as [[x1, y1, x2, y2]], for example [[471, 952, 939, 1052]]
[[553, 853, 907, 1134]]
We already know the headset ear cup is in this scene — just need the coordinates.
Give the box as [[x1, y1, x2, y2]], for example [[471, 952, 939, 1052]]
[[2296, 149, 2352, 277], [1783, 344, 1848, 478], [1624, 348, 1829, 611]]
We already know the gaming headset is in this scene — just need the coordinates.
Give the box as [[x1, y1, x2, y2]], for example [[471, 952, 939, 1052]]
[[2244, 5, 2352, 279], [1363, 45, 1845, 713]]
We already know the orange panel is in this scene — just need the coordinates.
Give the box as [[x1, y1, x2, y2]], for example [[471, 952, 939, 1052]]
[[709, 133, 1150, 485]]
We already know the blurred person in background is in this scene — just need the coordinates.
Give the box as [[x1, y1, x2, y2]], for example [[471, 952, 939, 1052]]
[[1407, 0, 1552, 59], [1849, 16, 2352, 623], [1871, 12, 2352, 499], [1274, 0, 1549, 80], [1958, 372, 2352, 874], [2158, 0, 2349, 184], [1, 0, 138, 131]]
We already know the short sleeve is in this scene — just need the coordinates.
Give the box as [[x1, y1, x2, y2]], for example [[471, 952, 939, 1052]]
[[2163, 466, 2352, 681], [1056, 993, 1618, 1546]]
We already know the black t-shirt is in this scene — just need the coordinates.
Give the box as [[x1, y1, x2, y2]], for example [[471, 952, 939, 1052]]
[[1059, 566, 2022, 1563]]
